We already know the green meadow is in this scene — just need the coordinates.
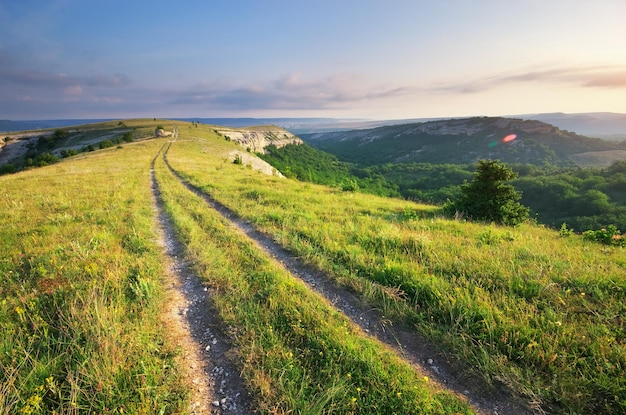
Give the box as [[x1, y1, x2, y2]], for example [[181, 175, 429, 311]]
[[2, 119, 626, 414], [0, 136, 187, 414], [166, 126, 626, 414]]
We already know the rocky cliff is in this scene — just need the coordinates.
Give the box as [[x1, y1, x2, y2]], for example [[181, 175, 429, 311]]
[[216, 125, 302, 153]]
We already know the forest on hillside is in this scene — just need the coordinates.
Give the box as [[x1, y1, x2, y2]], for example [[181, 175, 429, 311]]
[[260, 143, 626, 232]]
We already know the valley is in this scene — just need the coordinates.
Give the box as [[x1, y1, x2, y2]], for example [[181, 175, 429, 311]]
[[1, 119, 625, 414]]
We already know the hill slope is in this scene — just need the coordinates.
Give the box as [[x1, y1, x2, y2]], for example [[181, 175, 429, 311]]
[[0, 119, 299, 173], [301, 116, 626, 167], [2, 119, 626, 414]]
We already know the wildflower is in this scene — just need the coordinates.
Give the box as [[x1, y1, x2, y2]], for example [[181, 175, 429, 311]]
[[356, 387, 361, 393], [423, 376, 429, 382], [580, 292, 586, 297], [397, 392, 402, 397], [346, 373, 351, 379], [351, 397, 357, 403], [27, 393, 42, 408]]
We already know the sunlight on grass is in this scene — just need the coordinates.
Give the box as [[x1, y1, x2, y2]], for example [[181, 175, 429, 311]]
[[0, 138, 187, 414], [166, 134, 626, 414], [3, 120, 625, 414], [154, 141, 472, 414]]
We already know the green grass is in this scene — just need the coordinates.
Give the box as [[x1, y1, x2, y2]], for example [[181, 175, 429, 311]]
[[154, 142, 472, 414], [3, 119, 626, 414], [0, 139, 187, 414], [164, 133, 626, 414]]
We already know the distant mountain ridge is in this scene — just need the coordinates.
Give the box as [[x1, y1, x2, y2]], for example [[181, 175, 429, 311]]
[[517, 112, 626, 140], [3, 112, 626, 138], [0, 119, 117, 133], [300, 116, 626, 167]]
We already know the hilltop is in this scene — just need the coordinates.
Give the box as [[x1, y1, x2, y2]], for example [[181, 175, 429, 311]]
[[0, 119, 298, 173], [300, 116, 626, 167]]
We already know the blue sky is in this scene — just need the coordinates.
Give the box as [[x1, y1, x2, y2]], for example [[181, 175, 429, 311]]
[[1, 0, 625, 120]]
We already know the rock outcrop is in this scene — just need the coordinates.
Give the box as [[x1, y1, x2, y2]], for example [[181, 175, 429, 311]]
[[228, 150, 284, 177], [216, 126, 302, 153], [155, 128, 172, 137]]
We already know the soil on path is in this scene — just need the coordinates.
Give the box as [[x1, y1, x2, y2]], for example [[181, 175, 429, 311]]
[[151, 156, 255, 415], [162, 146, 538, 415]]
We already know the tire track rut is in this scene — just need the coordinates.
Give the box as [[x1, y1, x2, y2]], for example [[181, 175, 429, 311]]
[[160, 143, 537, 415], [152, 144, 255, 415]]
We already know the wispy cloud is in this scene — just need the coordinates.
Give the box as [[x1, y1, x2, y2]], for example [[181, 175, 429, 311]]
[[165, 65, 626, 113], [0, 67, 130, 89], [2, 61, 625, 119], [167, 73, 417, 111], [430, 65, 626, 94], [582, 71, 626, 88]]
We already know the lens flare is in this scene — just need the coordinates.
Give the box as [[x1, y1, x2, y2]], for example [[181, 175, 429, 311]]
[[501, 134, 517, 143]]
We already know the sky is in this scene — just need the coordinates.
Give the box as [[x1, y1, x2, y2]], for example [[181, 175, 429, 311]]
[[1, 0, 625, 120]]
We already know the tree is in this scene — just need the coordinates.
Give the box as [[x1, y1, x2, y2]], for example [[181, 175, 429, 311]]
[[53, 129, 70, 140], [447, 159, 529, 225], [122, 132, 134, 142]]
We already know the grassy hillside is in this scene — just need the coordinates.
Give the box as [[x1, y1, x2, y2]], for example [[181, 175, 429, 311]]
[[154, 142, 471, 415], [165, 131, 626, 414], [259, 143, 626, 232], [0, 119, 161, 172], [301, 116, 626, 167], [259, 142, 400, 196], [2, 119, 626, 414], [1, 120, 471, 414], [0, 137, 188, 413]]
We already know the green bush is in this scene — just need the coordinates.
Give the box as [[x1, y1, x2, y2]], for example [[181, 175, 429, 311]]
[[0, 163, 16, 175], [99, 139, 114, 149], [52, 129, 70, 140], [582, 225, 626, 246], [25, 152, 59, 167], [559, 223, 574, 237], [446, 160, 529, 226], [341, 178, 360, 192], [60, 149, 79, 158]]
